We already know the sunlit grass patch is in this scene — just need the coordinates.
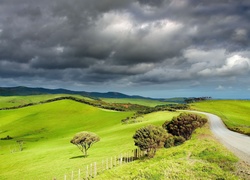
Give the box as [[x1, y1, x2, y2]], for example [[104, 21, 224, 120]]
[[191, 100, 250, 135], [96, 124, 239, 180]]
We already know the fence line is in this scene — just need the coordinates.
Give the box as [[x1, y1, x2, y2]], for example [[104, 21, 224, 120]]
[[54, 148, 146, 180]]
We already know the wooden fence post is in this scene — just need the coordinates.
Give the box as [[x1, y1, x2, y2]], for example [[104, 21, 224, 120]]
[[64, 175, 67, 180], [106, 158, 108, 170], [94, 162, 97, 177], [86, 165, 88, 180], [131, 150, 134, 161], [120, 153, 123, 165], [71, 171, 73, 180], [110, 157, 113, 168], [90, 163, 92, 178], [78, 169, 81, 180], [102, 159, 104, 172]]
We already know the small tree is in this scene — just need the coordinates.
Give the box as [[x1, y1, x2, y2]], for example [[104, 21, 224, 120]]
[[133, 125, 170, 157], [70, 131, 100, 157]]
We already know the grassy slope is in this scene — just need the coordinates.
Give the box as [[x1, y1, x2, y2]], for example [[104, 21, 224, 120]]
[[0, 94, 94, 108], [96, 124, 239, 180], [101, 98, 175, 107], [0, 99, 179, 179], [191, 100, 250, 135]]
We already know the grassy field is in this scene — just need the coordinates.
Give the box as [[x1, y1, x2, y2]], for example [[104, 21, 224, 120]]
[[191, 100, 250, 135], [0, 94, 94, 109], [101, 98, 175, 107], [0, 97, 248, 179], [0, 98, 179, 179], [96, 124, 240, 180]]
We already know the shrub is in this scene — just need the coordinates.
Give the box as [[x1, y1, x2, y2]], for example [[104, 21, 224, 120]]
[[0, 135, 13, 140], [173, 136, 186, 146], [164, 135, 175, 148], [163, 113, 207, 140], [133, 125, 171, 157], [164, 135, 186, 148]]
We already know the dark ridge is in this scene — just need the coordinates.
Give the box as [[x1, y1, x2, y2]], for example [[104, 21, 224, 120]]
[[0, 86, 147, 99]]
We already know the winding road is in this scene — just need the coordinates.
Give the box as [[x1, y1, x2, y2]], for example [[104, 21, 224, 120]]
[[186, 111, 250, 164]]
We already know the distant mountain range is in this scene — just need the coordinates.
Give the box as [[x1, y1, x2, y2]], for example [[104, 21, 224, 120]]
[[0, 86, 148, 99], [0, 86, 188, 103]]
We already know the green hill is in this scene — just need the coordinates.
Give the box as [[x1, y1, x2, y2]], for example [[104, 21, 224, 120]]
[[1, 97, 248, 179], [0, 94, 94, 109], [101, 98, 176, 107], [191, 100, 250, 135], [0, 98, 179, 179], [96, 125, 239, 180]]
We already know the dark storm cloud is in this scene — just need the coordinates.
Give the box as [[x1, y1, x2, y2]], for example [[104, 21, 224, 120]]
[[137, 0, 165, 7], [0, 0, 250, 96]]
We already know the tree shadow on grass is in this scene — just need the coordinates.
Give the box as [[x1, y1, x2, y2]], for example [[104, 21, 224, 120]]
[[70, 155, 87, 159]]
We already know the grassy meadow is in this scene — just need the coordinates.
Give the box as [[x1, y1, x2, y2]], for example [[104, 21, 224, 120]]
[[0, 96, 248, 179], [0, 94, 94, 109], [96, 124, 240, 180], [101, 98, 175, 107], [191, 100, 250, 135], [0, 96, 179, 179]]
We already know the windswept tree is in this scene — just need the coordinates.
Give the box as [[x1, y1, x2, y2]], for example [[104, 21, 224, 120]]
[[163, 113, 207, 140], [133, 125, 170, 157], [70, 131, 100, 157]]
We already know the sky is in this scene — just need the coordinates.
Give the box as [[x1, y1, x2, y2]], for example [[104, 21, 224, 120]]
[[0, 0, 250, 99]]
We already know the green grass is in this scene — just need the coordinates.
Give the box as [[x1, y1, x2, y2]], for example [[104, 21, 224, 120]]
[[0, 98, 179, 179], [191, 100, 250, 135], [0, 94, 94, 108], [96, 124, 239, 180], [101, 98, 176, 107], [0, 97, 246, 179]]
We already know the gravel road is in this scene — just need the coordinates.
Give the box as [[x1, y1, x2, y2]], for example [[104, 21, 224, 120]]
[[186, 111, 250, 164]]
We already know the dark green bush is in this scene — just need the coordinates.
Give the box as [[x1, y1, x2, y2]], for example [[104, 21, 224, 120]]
[[173, 136, 186, 146], [163, 113, 207, 140], [133, 125, 171, 157], [164, 135, 175, 148], [164, 135, 186, 148]]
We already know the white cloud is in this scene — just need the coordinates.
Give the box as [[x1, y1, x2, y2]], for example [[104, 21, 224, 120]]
[[232, 28, 248, 41], [54, 45, 64, 54], [184, 48, 226, 65], [198, 54, 250, 77], [96, 10, 184, 47], [99, 11, 134, 37], [216, 85, 225, 90], [216, 55, 250, 76]]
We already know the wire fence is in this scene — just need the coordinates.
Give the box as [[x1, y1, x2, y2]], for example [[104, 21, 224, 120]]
[[53, 148, 146, 180]]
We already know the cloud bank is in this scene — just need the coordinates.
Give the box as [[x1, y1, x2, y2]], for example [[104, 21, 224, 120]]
[[0, 0, 250, 98]]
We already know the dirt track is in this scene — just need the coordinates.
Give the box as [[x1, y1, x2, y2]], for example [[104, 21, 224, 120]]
[[186, 111, 250, 164]]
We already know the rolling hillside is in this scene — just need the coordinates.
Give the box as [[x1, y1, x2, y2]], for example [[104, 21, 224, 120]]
[[0, 94, 94, 109], [101, 98, 176, 107], [0, 98, 179, 179], [191, 100, 250, 135]]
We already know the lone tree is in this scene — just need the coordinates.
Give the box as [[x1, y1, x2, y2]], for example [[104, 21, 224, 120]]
[[133, 125, 170, 157], [70, 131, 100, 157]]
